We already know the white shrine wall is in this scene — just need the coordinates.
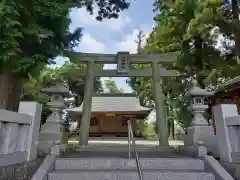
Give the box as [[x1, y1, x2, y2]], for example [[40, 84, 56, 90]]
[[213, 104, 240, 162], [0, 102, 42, 166]]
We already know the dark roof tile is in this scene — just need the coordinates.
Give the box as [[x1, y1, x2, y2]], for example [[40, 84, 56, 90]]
[[66, 93, 149, 112]]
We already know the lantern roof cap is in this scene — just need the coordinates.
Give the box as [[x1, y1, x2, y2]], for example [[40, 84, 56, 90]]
[[187, 79, 213, 97], [41, 83, 69, 96]]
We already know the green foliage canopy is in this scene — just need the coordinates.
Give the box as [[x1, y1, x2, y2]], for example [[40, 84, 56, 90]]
[[22, 62, 103, 106], [0, 0, 130, 111], [0, 0, 130, 78], [127, 0, 240, 130], [104, 78, 124, 93]]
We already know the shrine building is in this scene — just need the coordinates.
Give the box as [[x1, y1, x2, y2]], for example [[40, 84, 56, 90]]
[[66, 93, 150, 137], [210, 76, 240, 135]]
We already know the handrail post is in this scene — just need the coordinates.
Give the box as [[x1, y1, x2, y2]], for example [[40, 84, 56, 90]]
[[128, 119, 144, 180], [128, 120, 131, 159]]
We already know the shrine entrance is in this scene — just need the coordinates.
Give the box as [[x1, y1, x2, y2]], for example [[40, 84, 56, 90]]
[[65, 51, 180, 147]]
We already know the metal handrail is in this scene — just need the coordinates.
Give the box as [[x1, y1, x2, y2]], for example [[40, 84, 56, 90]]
[[128, 120, 144, 180]]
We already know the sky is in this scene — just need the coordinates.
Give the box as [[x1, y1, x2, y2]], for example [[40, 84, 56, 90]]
[[54, 0, 156, 92]]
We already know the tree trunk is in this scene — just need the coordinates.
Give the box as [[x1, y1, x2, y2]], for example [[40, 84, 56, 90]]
[[0, 72, 22, 112], [194, 37, 203, 72], [168, 120, 175, 140], [232, 0, 240, 64], [74, 95, 82, 107], [171, 120, 175, 140]]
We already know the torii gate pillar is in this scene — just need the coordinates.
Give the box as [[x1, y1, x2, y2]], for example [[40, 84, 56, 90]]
[[152, 61, 169, 146], [79, 61, 94, 147]]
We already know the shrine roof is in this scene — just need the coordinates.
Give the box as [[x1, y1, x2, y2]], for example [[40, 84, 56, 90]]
[[214, 76, 240, 94], [66, 93, 150, 113]]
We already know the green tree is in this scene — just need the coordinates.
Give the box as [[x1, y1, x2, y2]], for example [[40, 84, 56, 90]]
[[127, 0, 224, 130], [0, 0, 130, 111], [203, 0, 240, 82], [217, 0, 240, 64], [104, 78, 124, 93], [21, 63, 104, 124], [21, 67, 56, 124], [129, 0, 240, 133], [21, 62, 104, 105], [52, 62, 103, 106], [21, 67, 55, 102]]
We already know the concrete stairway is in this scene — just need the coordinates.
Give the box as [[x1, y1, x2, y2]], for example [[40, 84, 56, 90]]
[[48, 157, 215, 180]]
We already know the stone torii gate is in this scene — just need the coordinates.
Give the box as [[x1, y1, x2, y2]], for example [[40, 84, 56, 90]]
[[65, 51, 180, 147]]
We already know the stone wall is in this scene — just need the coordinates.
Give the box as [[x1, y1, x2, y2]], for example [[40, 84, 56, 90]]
[[0, 156, 45, 180]]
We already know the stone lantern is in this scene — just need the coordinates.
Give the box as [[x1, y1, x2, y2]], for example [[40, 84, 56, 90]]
[[184, 79, 214, 146], [42, 83, 69, 109], [187, 79, 213, 126], [38, 83, 69, 154]]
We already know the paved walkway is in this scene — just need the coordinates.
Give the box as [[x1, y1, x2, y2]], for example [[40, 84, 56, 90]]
[[68, 137, 184, 146], [64, 137, 185, 158]]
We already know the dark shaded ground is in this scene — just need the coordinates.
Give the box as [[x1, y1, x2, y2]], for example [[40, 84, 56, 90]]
[[0, 155, 46, 180]]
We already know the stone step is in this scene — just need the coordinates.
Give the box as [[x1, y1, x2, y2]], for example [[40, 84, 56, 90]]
[[75, 147, 160, 152], [75, 145, 175, 152], [75, 144, 176, 153], [55, 158, 205, 171], [48, 170, 215, 180], [62, 150, 184, 158]]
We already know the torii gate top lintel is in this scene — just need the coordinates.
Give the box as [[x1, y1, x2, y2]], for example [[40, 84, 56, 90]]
[[65, 51, 180, 64]]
